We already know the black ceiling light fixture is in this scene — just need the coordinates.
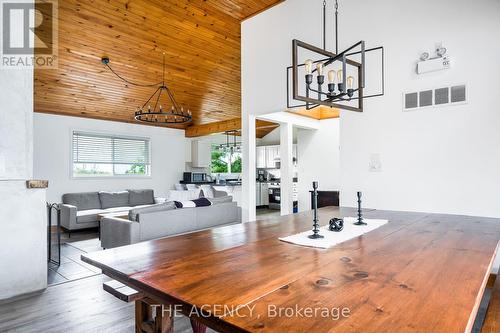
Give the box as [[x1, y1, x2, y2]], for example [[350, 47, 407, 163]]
[[101, 53, 192, 124], [218, 131, 241, 153], [288, 0, 384, 112]]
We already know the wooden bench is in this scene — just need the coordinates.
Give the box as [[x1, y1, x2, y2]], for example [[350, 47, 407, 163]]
[[482, 275, 500, 332], [103, 280, 206, 333], [103, 280, 143, 302]]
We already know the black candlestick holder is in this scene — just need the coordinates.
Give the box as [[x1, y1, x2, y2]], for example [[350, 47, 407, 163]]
[[354, 191, 367, 226], [308, 181, 324, 239]]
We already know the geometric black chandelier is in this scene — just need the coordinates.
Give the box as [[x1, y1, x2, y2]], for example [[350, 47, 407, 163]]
[[290, 0, 384, 112], [101, 53, 192, 124]]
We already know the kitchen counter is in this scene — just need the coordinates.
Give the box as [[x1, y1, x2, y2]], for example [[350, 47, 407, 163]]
[[256, 178, 298, 183]]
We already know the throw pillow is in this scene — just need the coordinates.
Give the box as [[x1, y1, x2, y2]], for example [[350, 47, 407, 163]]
[[128, 189, 155, 206], [208, 196, 233, 205], [200, 185, 215, 199], [128, 201, 176, 222], [174, 198, 212, 208], [186, 184, 198, 190]]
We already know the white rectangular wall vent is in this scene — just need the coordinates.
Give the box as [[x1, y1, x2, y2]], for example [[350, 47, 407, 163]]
[[403, 84, 467, 111]]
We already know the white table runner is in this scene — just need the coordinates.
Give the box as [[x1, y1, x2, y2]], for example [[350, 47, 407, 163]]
[[279, 217, 388, 249]]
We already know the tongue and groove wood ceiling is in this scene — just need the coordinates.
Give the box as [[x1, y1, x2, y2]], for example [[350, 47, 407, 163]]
[[34, 0, 282, 128]]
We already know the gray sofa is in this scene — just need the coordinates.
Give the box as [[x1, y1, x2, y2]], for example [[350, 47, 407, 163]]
[[100, 199, 242, 249], [60, 189, 163, 235]]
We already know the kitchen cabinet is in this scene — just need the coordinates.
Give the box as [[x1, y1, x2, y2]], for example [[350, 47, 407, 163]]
[[191, 140, 211, 168], [265, 146, 280, 168], [256, 145, 280, 169], [256, 146, 266, 168], [256, 145, 297, 168]]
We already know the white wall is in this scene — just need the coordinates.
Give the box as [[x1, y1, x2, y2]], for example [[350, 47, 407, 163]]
[[297, 119, 340, 212], [242, 0, 500, 217], [0, 3, 48, 298], [34, 113, 188, 204]]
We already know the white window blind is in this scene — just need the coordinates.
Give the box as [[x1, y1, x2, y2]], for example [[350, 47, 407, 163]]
[[72, 131, 151, 177]]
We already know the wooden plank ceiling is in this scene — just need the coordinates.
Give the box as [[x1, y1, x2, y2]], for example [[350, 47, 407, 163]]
[[34, 0, 282, 128]]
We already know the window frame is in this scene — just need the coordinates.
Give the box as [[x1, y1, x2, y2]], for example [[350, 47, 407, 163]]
[[210, 143, 242, 174], [70, 129, 152, 179]]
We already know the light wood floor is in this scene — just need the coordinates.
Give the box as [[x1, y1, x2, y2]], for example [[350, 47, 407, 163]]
[[0, 274, 216, 333]]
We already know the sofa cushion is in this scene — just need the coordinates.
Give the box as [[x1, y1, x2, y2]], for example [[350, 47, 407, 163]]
[[63, 192, 101, 210], [128, 189, 155, 206], [104, 206, 133, 213], [208, 196, 233, 205], [76, 209, 105, 224], [167, 189, 201, 202], [99, 191, 130, 209], [129, 201, 177, 222]]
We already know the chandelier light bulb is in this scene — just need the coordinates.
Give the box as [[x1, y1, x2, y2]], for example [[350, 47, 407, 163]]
[[316, 62, 324, 76], [337, 69, 343, 82], [304, 59, 313, 75], [327, 70, 336, 83], [347, 76, 355, 89]]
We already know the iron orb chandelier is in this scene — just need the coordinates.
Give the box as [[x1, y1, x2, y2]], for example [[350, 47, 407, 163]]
[[101, 53, 193, 124]]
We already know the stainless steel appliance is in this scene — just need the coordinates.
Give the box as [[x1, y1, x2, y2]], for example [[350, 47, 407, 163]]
[[183, 172, 206, 183], [256, 182, 270, 207], [268, 182, 280, 210]]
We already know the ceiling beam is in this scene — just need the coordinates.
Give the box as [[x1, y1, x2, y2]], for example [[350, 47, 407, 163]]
[[286, 106, 340, 120], [185, 118, 241, 138], [185, 118, 279, 138]]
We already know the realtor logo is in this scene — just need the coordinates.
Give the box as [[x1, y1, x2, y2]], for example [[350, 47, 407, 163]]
[[1, 0, 58, 68]]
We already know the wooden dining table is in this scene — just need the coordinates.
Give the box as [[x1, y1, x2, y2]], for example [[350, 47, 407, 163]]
[[82, 207, 500, 333]]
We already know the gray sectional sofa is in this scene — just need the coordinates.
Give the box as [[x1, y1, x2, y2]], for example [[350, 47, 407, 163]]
[[100, 198, 241, 249], [60, 189, 163, 235]]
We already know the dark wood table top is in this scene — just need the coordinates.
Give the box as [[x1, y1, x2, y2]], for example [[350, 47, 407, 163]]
[[82, 207, 500, 333]]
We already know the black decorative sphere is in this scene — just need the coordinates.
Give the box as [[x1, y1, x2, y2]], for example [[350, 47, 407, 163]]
[[329, 218, 344, 232]]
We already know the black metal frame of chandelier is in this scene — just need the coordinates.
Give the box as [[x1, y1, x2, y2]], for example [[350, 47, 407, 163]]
[[134, 111, 192, 124], [101, 54, 192, 124], [292, 39, 365, 112], [286, 46, 384, 110], [306, 84, 359, 103]]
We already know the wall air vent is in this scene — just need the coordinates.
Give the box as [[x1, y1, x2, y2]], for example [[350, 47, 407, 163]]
[[403, 84, 467, 111]]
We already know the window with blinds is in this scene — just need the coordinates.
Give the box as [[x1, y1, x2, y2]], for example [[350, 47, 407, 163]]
[[72, 131, 151, 177]]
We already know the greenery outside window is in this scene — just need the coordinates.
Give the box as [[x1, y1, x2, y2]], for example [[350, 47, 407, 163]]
[[72, 131, 151, 177], [211, 145, 242, 173]]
